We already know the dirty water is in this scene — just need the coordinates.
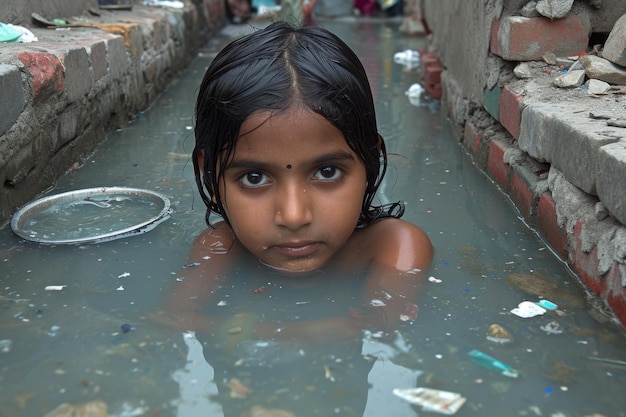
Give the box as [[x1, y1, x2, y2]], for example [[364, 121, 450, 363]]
[[1, 18, 626, 417]]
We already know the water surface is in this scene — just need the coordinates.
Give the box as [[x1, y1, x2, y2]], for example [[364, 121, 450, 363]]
[[0, 18, 625, 417]]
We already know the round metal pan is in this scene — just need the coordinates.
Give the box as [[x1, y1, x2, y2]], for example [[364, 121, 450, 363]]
[[10, 187, 171, 244]]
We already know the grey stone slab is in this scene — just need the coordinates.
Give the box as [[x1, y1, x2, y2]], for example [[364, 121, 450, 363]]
[[107, 36, 129, 79], [602, 13, 626, 67], [63, 48, 93, 102], [0, 64, 25, 136], [519, 102, 622, 195], [596, 141, 626, 224]]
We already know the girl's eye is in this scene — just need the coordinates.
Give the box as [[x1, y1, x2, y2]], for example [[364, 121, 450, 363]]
[[313, 166, 342, 182], [239, 172, 270, 187]]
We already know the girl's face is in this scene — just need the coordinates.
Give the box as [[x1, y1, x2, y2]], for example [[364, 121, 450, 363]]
[[217, 107, 367, 273]]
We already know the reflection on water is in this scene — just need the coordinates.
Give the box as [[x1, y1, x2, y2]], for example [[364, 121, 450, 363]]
[[1, 18, 625, 417]]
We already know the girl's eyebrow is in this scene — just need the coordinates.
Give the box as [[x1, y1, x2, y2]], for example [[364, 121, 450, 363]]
[[226, 151, 357, 170]]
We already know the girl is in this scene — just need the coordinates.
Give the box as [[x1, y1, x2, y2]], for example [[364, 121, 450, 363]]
[[162, 21, 433, 342]]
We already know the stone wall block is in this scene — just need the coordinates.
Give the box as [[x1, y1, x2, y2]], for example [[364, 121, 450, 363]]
[[519, 102, 621, 195], [0, 64, 24, 136], [89, 41, 108, 82], [4, 143, 36, 187], [62, 48, 92, 102], [106, 36, 130, 79], [602, 13, 626, 67], [596, 141, 626, 225]]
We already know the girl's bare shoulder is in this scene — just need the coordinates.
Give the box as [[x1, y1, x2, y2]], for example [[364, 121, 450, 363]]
[[352, 218, 433, 271], [191, 222, 236, 257]]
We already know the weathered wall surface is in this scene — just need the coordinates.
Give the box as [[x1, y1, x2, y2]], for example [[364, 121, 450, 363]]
[[0, 0, 100, 26], [420, 0, 626, 326], [0, 0, 226, 221]]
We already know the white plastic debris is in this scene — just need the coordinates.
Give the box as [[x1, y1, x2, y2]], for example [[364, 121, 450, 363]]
[[405, 83, 425, 106], [393, 387, 466, 415], [394, 49, 421, 69], [45, 285, 67, 291], [143, 0, 184, 8], [405, 83, 425, 97], [511, 301, 547, 318]]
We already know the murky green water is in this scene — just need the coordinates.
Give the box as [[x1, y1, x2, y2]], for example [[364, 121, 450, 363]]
[[1, 18, 625, 417]]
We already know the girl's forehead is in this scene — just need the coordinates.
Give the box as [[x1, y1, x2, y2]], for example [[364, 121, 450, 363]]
[[228, 109, 355, 166]]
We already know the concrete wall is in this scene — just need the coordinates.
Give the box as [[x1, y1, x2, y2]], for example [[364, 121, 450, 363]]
[[420, 0, 626, 326], [0, 0, 100, 27], [0, 0, 226, 221]]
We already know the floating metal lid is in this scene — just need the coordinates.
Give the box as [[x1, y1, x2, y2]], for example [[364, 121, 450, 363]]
[[10, 187, 171, 244]]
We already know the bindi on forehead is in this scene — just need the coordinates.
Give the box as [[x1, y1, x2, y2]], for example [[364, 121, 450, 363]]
[[286, 164, 292, 169]]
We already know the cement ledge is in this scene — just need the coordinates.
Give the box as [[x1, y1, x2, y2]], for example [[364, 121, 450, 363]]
[[444, 80, 626, 327], [0, 0, 226, 222]]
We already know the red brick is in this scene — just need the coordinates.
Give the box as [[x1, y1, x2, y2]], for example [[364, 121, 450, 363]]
[[487, 138, 510, 188], [499, 85, 523, 139], [425, 83, 442, 100], [490, 15, 590, 61], [606, 290, 626, 327], [463, 120, 481, 155], [571, 220, 607, 296], [18, 52, 64, 105], [424, 62, 443, 85], [510, 173, 534, 218], [536, 192, 568, 260]]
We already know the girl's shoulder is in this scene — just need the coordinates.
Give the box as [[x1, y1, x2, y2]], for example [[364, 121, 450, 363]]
[[351, 218, 433, 272]]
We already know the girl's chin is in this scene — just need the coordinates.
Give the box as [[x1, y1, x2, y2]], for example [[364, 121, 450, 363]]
[[257, 257, 321, 275]]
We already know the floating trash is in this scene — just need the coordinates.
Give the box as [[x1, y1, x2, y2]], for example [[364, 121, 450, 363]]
[[541, 321, 563, 334], [241, 405, 297, 417], [486, 324, 513, 344], [537, 299, 558, 310], [229, 378, 251, 399], [428, 276, 442, 284], [399, 303, 419, 321], [44, 400, 108, 417], [468, 349, 519, 378], [0, 339, 13, 353], [120, 324, 135, 333], [511, 301, 547, 318], [45, 285, 67, 291], [393, 387, 466, 415], [394, 49, 421, 70], [11, 187, 171, 244]]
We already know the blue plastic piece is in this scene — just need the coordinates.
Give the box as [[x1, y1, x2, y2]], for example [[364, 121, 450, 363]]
[[468, 349, 519, 378]]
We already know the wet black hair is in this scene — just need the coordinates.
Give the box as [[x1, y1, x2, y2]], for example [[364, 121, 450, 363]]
[[193, 21, 404, 228]]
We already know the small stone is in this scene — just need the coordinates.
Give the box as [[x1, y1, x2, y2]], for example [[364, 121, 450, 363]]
[[586, 78, 611, 94], [553, 69, 585, 88], [536, 0, 574, 19], [581, 55, 626, 85], [520, 1, 540, 17], [514, 62, 533, 79], [543, 51, 558, 65], [595, 202, 609, 220]]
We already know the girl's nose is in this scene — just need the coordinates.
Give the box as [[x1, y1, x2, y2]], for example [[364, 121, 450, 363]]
[[274, 184, 313, 230]]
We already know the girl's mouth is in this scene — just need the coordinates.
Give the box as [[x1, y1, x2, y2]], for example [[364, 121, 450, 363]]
[[273, 241, 320, 258]]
